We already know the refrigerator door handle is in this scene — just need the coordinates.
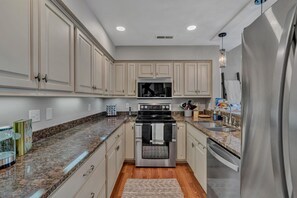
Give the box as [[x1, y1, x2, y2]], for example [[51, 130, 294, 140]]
[[270, 5, 297, 198], [207, 145, 239, 172]]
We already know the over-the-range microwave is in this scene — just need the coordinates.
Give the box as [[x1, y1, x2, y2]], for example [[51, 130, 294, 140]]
[[137, 82, 172, 98]]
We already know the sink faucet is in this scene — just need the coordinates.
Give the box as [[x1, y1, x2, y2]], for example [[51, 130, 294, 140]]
[[228, 105, 232, 125]]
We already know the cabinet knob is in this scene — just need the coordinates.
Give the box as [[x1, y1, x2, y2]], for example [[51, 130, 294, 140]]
[[122, 90, 124, 93], [192, 143, 194, 148], [34, 73, 41, 82], [105, 89, 108, 92], [42, 74, 48, 83]]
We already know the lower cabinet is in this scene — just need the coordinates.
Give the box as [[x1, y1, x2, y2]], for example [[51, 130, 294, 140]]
[[50, 143, 106, 198], [106, 124, 125, 197], [186, 123, 207, 192], [177, 122, 186, 161], [125, 121, 135, 160]]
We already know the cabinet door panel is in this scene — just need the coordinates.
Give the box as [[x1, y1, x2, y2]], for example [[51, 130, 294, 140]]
[[173, 63, 184, 96], [195, 143, 207, 191], [125, 122, 135, 159], [40, 0, 74, 91], [127, 63, 136, 96], [0, 0, 38, 89], [103, 57, 110, 95], [116, 138, 124, 174], [107, 144, 117, 198], [155, 62, 173, 78], [114, 63, 126, 95], [93, 47, 104, 94], [187, 135, 195, 170], [184, 63, 198, 96], [198, 62, 212, 96], [75, 29, 93, 93], [177, 122, 186, 160], [138, 63, 155, 77]]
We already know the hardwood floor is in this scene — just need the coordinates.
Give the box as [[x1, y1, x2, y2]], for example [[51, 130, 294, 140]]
[[111, 163, 206, 198]]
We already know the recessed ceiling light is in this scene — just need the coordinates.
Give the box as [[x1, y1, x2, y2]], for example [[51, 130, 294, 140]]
[[187, 25, 197, 31], [116, 26, 126, 31]]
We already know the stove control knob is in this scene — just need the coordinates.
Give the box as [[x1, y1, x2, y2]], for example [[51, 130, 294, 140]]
[[144, 106, 147, 109], [162, 105, 165, 109]]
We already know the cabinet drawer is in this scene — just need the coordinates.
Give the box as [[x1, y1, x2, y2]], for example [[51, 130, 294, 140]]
[[106, 125, 123, 151], [50, 143, 106, 198], [75, 159, 106, 198], [187, 123, 207, 146]]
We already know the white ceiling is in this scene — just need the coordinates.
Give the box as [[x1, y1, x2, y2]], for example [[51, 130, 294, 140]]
[[85, 0, 277, 51]]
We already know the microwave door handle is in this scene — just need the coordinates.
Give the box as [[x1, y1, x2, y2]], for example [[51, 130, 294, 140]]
[[207, 145, 239, 172]]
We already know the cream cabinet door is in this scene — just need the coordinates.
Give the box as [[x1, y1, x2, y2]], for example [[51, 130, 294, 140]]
[[173, 62, 184, 96], [177, 122, 186, 160], [197, 62, 212, 96], [127, 63, 136, 96], [0, 0, 38, 89], [109, 61, 115, 95], [155, 62, 173, 78], [184, 63, 198, 96], [75, 29, 93, 93], [93, 47, 104, 94], [114, 63, 126, 96], [125, 122, 135, 160], [106, 143, 117, 198], [116, 137, 124, 174], [194, 141, 207, 191], [138, 63, 155, 78], [40, 0, 74, 91], [103, 57, 110, 95], [187, 134, 195, 171]]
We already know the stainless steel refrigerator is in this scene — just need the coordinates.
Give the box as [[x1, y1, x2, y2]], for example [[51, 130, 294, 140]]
[[242, 0, 297, 197]]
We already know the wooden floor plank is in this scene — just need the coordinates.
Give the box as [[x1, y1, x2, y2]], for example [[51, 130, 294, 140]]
[[111, 163, 206, 198]]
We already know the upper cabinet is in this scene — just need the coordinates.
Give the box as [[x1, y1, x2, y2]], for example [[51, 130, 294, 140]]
[[75, 29, 93, 94], [184, 61, 212, 97], [93, 47, 104, 94], [40, 0, 74, 92], [173, 62, 184, 96], [0, 0, 38, 89], [114, 63, 126, 96], [127, 63, 136, 96], [138, 62, 172, 78]]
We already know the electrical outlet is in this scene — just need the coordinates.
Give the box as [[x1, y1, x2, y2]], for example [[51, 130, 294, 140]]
[[88, 104, 91, 111], [126, 103, 129, 108], [29, 110, 40, 123], [46, 108, 53, 120]]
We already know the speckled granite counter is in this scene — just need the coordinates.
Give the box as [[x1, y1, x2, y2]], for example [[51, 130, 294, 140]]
[[174, 115, 241, 157], [0, 116, 129, 198]]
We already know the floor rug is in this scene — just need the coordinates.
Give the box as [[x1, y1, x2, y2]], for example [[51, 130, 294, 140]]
[[122, 178, 184, 198]]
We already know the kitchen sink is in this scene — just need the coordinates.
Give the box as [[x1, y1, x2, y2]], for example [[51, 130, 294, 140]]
[[206, 127, 237, 132], [197, 121, 222, 128]]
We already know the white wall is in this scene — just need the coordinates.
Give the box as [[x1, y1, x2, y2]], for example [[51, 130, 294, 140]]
[[116, 46, 221, 103], [104, 98, 210, 112], [61, 0, 116, 57], [0, 97, 104, 132], [222, 45, 242, 80]]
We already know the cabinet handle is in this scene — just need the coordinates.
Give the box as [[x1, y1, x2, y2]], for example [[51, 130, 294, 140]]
[[42, 74, 48, 83], [90, 192, 95, 198], [132, 126, 134, 130], [34, 73, 41, 82], [116, 145, 120, 151], [94, 86, 97, 89], [83, 165, 95, 177], [122, 90, 124, 93], [192, 143, 194, 148], [105, 89, 108, 92]]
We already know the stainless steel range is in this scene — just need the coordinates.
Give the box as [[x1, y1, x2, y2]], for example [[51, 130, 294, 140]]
[[135, 104, 176, 167]]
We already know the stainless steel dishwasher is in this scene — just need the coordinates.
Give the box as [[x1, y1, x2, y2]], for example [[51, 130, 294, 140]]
[[207, 138, 241, 198]]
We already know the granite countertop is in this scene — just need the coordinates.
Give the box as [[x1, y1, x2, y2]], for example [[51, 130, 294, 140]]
[[0, 116, 128, 198], [174, 115, 241, 157]]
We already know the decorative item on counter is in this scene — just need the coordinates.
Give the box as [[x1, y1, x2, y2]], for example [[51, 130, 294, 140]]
[[217, 110, 223, 121], [0, 126, 20, 169], [215, 98, 225, 107], [213, 108, 218, 121], [13, 119, 33, 156], [193, 110, 199, 121], [180, 100, 197, 117], [106, 105, 117, 117]]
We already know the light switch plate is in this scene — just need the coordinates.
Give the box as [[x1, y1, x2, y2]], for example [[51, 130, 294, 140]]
[[29, 110, 40, 122], [46, 108, 53, 120]]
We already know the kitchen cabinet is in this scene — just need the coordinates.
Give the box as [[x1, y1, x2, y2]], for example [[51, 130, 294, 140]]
[[39, 0, 74, 92], [173, 62, 184, 96], [127, 63, 137, 96], [103, 57, 113, 95], [184, 61, 212, 97], [93, 47, 104, 94], [50, 143, 106, 197], [75, 29, 93, 93], [114, 63, 126, 96], [155, 62, 173, 78], [106, 125, 125, 197], [177, 122, 186, 161], [186, 123, 207, 192], [138, 62, 173, 78], [0, 0, 38, 89], [125, 121, 135, 160]]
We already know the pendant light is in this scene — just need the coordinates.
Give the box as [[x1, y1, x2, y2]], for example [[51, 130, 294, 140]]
[[218, 32, 227, 68]]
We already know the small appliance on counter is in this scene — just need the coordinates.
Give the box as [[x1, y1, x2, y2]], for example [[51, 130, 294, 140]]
[[0, 126, 20, 169], [106, 105, 117, 117]]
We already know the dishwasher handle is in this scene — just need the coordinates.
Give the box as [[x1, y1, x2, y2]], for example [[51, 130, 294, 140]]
[[207, 145, 239, 172]]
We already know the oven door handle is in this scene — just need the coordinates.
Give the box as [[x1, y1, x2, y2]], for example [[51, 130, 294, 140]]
[[207, 145, 239, 172], [135, 139, 142, 142]]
